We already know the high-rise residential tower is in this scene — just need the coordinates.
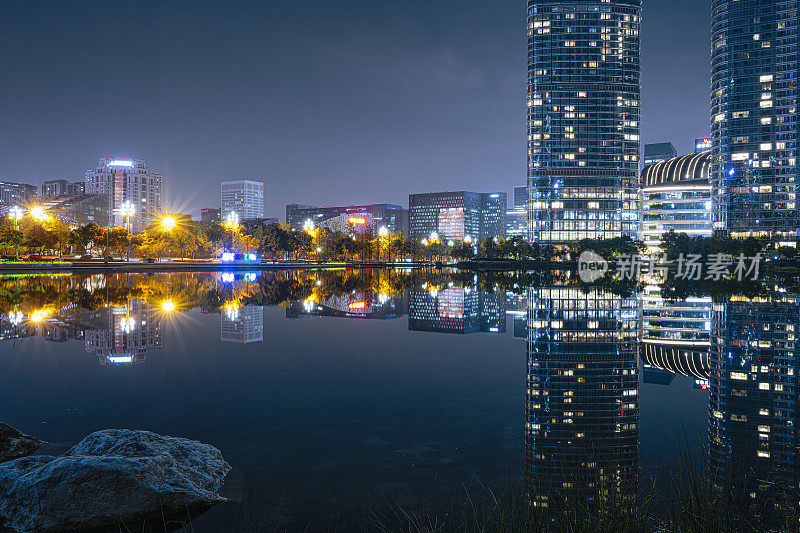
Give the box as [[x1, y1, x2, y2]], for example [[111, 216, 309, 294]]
[[527, 0, 641, 243], [85, 157, 163, 233], [221, 179, 264, 222], [711, 0, 799, 244]]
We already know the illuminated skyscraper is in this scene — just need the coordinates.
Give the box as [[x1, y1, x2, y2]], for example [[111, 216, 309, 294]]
[[526, 287, 639, 510], [527, 0, 641, 243], [710, 0, 799, 243], [85, 156, 162, 233]]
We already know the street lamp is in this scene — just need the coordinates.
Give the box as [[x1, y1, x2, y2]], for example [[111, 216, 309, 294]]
[[118, 201, 136, 261], [8, 206, 23, 261]]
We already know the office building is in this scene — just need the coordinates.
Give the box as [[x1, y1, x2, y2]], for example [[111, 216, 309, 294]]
[[506, 208, 528, 238], [526, 287, 639, 511], [711, 0, 799, 243], [640, 151, 714, 248], [42, 179, 85, 199], [221, 179, 264, 221], [0, 180, 38, 214], [41, 193, 109, 227], [408, 191, 507, 241], [286, 203, 408, 236], [84, 157, 163, 233], [527, 0, 641, 243], [201, 208, 221, 224], [643, 142, 678, 167], [709, 296, 800, 523], [514, 186, 528, 209]]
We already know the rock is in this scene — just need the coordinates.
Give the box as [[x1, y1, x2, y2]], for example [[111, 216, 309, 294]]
[[0, 424, 45, 463], [0, 429, 231, 533]]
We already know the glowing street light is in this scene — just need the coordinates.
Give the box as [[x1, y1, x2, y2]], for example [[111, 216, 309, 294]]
[[430, 231, 438, 241], [161, 216, 177, 232], [30, 309, 49, 324], [29, 206, 49, 221], [8, 310, 23, 326], [117, 201, 136, 261], [378, 226, 389, 237], [161, 300, 176, 313], [464, 235, 472, 244]]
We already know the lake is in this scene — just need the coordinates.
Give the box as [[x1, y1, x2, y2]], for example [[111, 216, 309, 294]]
[[0, 269, 794, 531]]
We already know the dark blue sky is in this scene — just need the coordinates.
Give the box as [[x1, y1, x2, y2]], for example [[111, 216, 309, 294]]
[[0, 0, 710, 218]]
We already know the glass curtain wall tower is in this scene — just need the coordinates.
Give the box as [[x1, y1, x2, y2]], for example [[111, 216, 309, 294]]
[[527, 0, 641, 243], [710, 0, 799, 244]]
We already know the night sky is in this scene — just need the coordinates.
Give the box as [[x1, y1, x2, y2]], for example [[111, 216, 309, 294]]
[[0, 0, 710, 218]]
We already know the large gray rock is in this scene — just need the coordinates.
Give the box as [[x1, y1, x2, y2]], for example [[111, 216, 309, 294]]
[[0, 424, 45, 463], [0, 429, 231, 532]]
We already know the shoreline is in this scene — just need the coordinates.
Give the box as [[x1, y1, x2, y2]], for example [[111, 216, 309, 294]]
[[0, 260, 434, 274]]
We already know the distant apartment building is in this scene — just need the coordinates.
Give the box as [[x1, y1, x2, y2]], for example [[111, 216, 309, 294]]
[[84, 157, 163, 233], [0, 180, 38, 214], [286, 203, 408, 236], [42, 179, 85, 199], [201, 208, 221, 224], [643, 142, 678, 167], [408, 191, 507, 242], [640, 151, 713, 248], [221, 179, 264, 221], [41, 193, 109, 227]]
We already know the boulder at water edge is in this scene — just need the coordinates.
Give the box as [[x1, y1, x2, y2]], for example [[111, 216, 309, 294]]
[[0, 429, 231, 532], [0, 424, 45, 463]]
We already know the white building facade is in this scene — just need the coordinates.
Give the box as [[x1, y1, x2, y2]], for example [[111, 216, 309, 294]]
[[221, 179, 264, 221], [84, 157, 162, 233]]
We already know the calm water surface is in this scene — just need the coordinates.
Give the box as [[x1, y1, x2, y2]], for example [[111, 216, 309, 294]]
[[1, 269, 789, 530]]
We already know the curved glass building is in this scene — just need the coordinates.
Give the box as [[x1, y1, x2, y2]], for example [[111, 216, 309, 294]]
[[640, 151, 713, 248], [710, 0, 799, 244], [526, 0, 641, 243]]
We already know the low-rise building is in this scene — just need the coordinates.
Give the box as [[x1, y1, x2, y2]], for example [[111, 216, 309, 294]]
[[640, 151, 713, 249], [286, 203, 407, 236], [408, 191, 507, 242]]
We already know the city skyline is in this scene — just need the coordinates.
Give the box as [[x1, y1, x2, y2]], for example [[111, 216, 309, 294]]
[[1, 0, 711, 219]]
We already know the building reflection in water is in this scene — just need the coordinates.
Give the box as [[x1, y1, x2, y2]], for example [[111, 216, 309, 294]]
[[85, 300, 163, 366], [640, 287, 712, 389], [286, 291, 407, 321], [525, 287, 639, 512], [408, 286, 505, 334], [709, 295, 800, 520], [221, 304, 264, 344]]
